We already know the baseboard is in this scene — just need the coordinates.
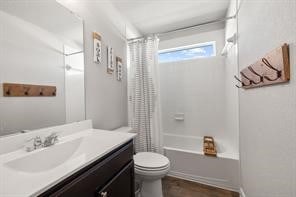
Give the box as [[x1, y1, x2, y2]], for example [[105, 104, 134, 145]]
[[240, 188, 246, 197], [168, 171, 239, 193]]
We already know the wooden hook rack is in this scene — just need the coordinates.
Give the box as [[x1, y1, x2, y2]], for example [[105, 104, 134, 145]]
[[235, 43, 290, 89], [3, 83, 56, 97]]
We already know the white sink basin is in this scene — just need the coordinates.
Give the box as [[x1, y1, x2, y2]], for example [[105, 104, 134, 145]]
[[5, 138, 82, 173]]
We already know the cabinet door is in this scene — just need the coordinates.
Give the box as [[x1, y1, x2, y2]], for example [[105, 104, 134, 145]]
[[42, 141, 134, 197], [97, 161, 135, 197]]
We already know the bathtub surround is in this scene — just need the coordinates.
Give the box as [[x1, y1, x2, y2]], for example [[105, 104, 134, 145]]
[[236, 0, 296, 196], [158, 23, 240, 191], [159, 26, 239, 153], [128, 36, 162, 153]]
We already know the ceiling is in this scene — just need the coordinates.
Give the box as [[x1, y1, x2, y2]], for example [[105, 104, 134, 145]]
[[109, 0, 231, 35]]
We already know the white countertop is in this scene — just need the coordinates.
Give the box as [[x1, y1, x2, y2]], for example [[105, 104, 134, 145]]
[[0, 129, 136, 197]]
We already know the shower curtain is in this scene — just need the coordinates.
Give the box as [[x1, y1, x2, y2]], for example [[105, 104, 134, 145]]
[[127, 36, 162, 153]]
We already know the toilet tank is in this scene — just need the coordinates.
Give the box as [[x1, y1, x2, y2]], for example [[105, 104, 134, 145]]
[[113, 127, 134, 133]]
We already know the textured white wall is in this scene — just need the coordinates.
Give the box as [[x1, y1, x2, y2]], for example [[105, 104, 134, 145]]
[[58, 1, 130, 130], [159, 57, 226, 141], [0, 11, 66, 135], [238, 0, 296, 196]]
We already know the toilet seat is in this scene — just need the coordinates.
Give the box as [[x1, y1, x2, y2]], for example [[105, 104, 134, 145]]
[[134, 152, 170, 169], [135, 164, 169, 172], [134, 152, 170, 177]]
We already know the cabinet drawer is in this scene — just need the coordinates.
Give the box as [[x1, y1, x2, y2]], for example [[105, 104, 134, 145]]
[[96, 161, 134, 197], [41, 141, 133, 197]]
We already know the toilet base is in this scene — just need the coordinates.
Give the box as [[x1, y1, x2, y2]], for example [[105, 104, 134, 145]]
[[140, 179, 163, 197]]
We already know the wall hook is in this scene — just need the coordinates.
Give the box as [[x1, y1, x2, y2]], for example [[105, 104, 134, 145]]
[[261, 58, 282, 81], [39, 88, 43, 96], [234, 75, 250, 88], [264, 75, 281, 81], [247, 66, 263, 84], [235, 84, 242, 88], [3, 83, 56, 97], [262, 58, 280, 72], [233, 44, 289, 89], [240, 72, 257, 85], [5, 88, 10, 95], [24, 86, 30, 95], [234, 75, 243, 88]]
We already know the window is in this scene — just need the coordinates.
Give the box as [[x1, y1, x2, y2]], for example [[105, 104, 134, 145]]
[[158, 41, 216, 63]]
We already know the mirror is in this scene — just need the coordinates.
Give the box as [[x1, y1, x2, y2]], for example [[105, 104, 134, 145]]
[[0, 1, 85, 136]]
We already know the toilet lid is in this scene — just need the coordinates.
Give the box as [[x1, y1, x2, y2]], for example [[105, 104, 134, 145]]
[[134, 152, 170, 169]]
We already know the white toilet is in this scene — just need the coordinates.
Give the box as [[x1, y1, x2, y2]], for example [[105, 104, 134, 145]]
[[134, 152, 170, 197], [113, 127, 170, 197]]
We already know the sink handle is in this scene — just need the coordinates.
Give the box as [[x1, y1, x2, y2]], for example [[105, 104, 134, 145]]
[[24, 136, 43, 152], [43, 133, 59, 147]]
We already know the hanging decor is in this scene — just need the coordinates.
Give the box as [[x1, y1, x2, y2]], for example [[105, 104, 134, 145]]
[[107, 46, 114, 74], [116, 57, 123, 81], [235, 43, 290, 89], [93, 32, 102, 64]]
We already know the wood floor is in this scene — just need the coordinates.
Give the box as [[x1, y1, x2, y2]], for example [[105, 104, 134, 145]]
[[162, 176, 239, 197]]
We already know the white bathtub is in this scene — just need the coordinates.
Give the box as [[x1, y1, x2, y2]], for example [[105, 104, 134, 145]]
[[163, 133, 239, 191]]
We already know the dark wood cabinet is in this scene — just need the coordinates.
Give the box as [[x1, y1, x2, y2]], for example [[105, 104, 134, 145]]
[[96, 161, 134, 197], [39, 140, 134, 197]]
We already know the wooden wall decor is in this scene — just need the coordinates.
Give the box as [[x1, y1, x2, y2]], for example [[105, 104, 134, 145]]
[[107, 46, 114, 74], [116, 57, 123, 81], [3, 83, 56, 97], [235, 43, 290, 89], [93, 32, 102, 64]]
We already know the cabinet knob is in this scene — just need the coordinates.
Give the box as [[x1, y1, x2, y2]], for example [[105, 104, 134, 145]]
[[100, 191, 107, 197]]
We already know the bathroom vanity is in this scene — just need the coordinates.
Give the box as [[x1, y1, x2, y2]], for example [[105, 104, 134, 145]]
[[40, 140, 134, 197], [0, 121, 136, 197]]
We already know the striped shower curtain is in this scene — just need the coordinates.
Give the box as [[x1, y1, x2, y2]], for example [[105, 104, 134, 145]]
[[127, 36, 162, 153]]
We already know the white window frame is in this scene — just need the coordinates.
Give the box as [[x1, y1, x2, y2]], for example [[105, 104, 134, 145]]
[[158, 41, 217, 59]]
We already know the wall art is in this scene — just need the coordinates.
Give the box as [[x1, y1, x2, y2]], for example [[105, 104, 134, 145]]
[[107, 46, 114, 74], [93, 32, 102, 63], [116, 57, 123, 81]]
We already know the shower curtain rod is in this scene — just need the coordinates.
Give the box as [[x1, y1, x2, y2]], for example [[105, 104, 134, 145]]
[[127, 15, 236, 42]]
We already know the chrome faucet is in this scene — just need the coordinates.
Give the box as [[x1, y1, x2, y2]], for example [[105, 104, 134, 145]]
[[43, 133, 59, 147], [25, 136, 43, 152], [25, 133, 59, 152], [34, 136, 43, 149]]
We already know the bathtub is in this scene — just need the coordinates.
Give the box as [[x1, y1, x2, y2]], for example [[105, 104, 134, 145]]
[[163, 133, 239, 191]]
